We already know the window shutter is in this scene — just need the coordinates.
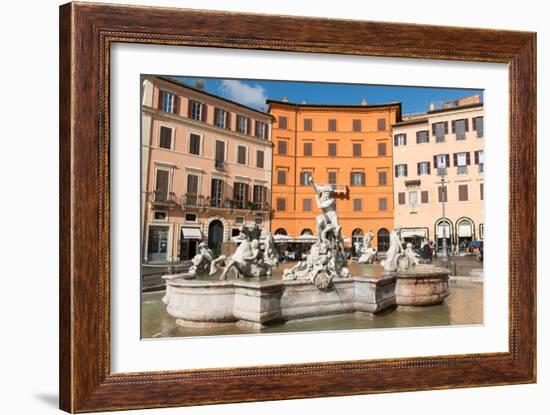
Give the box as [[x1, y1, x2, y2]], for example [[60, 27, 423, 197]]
[[474, 151, 479, 165], [453, 153, 458, 167], [394, 135, 398, 146], [466, 152, 471, 165], [446, 154, 450, 167], [187, 99, 192, 118], [417, 163, 421, 175], [427, 163, 431, 174], [226, 112, 231, 130], [213, 108, 219, 126], [264, 124, 268, 140], [158, 90, 163, 109], [444, 122, 449, 134], [433, 155, 438, 168], [404, 134, 407, 145], [451, 120, 456, 133], [362, 172, 366, 185], [432, 123, 436, 136], [173, 96, 180, 115], [201, 104, 208, 123], [472, 118, 477, 131], [350, 172, 354, 185], [247, 118, 252, 136], [394, 166, 398, 178], [404, 165, 408, 177], [465, 119, 469, 131]]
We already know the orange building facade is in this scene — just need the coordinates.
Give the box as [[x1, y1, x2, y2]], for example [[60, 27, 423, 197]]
[[268, 100, 401, 252]]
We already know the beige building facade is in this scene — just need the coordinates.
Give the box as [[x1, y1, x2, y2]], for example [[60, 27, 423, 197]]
[[141, 76, 273, 263], [391, 96, 484, 254]]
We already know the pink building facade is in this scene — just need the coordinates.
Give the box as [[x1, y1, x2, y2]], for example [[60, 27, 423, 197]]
[[141, 76, 274, 263], [391, 96, 484, 254]]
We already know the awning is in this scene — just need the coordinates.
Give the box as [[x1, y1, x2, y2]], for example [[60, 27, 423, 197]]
[[181, 227, 202, 240], [401, 228, 427, 238], [293, 234, 318, 243]]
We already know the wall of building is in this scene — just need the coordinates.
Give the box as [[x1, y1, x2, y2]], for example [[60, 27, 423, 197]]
[[269, 102, 400, 250]]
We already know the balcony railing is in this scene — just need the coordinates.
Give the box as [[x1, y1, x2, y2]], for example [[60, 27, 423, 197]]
[[457, 165, 468, 175], [179, 193, 270, 212], [437, 167, 448, 176], [149, 191, 178, 206], [214, 159, 225, 169]]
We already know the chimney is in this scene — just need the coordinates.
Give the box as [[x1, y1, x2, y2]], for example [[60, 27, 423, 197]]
[[282, 96, 288, 103], [361, 98, 368, 106], [429, 101, 435, 111]]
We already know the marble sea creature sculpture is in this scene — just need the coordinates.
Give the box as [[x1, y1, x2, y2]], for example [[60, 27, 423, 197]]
[[381, 225, 404, 272], [188, 241, 214, 276]]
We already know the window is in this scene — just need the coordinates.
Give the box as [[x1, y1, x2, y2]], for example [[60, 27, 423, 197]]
[[434, 154, 450, 174], [353, 199, 362, 211], [237, 145, 247, 165], [214, 108, 226, 128], [190, 100, 203, 121], [409, 191, 418, 211], [378, 171, 387, 185], [303, 142, 312, 156], [421, 190, 429, 203], [377, 228, 390, 252], [278, 140, 287, 155], [214, 140, 225, 164], [253, 185, 265, 210], [278, 116, 288, 129], [254, 218, 263, 225], [237, 115, 248, 134], [276, 198, 286, 211], [377, 118, 386, 131], [378, 197, 388, 211], [235, 217, 245, 225], [458, 184, 469, 201], [256, 150, 264, 168], [394, 133, 407, 146], [416, 130, 429, 144], [454, 151, 470, 174], [210, 179, 224, 207], [417, 161, 431, 175], [300, 171, 313, 186], [304, 119, 312, 131], [153, 211, 167, 221], [473, 116, 484, 137], [154, 169, 170, 202], [185, 213, 197, 222], [438, 185, 448, 203], [303, 198, 312, 211], [188, 133, 201, 155], [328, 171, 337, 184], [233, 182, 249, 209], [480, 183, 484, 200], [475, 150, 484, 173], [452, 118, 469, 140], [398, 192, 406, 205], [353, 143, 362, 157], [277, 170, 287, 185], [159, 126, 172, 149], [432, 121, 448, 142], [350, 171, 365, 186], [395, 164, 408, 177], [328, 143, 337, 156], [185, 174, 199, 205], [353, 119, 362, 132], [328, 119, 337, 131], [255, 121, 266, 139], [378, 142, 387, 156], [161, 91, 174, 113]]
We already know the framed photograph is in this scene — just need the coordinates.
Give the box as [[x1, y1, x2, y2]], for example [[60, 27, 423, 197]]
[[59, 2, 536, 412]]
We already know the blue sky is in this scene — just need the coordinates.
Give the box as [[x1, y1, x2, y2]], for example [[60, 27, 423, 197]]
[[172, 76, 483, 115]]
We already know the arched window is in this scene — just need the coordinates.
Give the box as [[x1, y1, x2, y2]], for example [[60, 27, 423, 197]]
[[351, 228, 364, 245], [377, 228, 390, 252], [274, 228, 287, 236], [435, 218, 453, 254], [300, 228, 313, 235], [456, 218, 475, 252]]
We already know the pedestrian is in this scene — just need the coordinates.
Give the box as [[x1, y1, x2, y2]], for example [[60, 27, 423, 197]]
[[423, 240, 433, 262]]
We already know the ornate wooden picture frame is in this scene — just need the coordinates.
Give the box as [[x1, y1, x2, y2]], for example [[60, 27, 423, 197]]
[[59, 2, 536, 412]]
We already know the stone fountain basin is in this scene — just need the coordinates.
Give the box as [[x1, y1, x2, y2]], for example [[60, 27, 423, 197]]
[[162, 274, 396, 330], [395, 265, 451, 306]]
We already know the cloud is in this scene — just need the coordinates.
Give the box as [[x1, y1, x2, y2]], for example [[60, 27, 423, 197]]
[[220, 80, 268, 109]]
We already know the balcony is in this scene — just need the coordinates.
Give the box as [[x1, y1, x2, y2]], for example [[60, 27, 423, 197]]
[[437, 167, 448, 176], [149, 191, 178, 207], [457, 166, 468, 175], [214, 159, 225, 170], [180, 194, 270, 213]]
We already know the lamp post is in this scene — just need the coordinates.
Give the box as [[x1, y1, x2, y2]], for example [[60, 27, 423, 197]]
[[439, 173, 449, 261]]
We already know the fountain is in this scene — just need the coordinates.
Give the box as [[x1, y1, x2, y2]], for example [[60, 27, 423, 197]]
[[162, 179, 450, 331]]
